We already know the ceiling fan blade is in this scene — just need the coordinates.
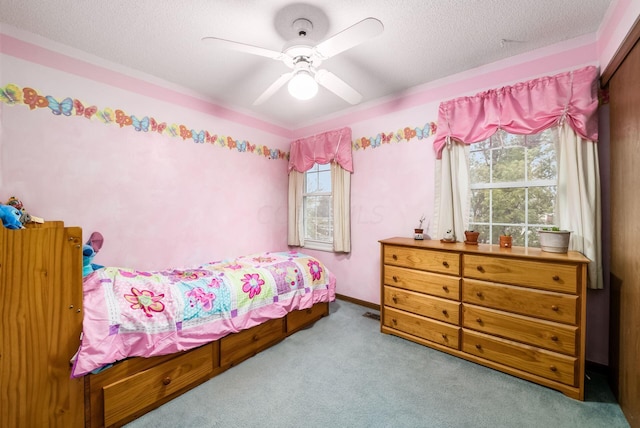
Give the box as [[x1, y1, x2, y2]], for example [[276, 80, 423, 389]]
[[201, 37, 284, 60], [253, 72, 294, 105], [314, 69, 362, 105], [314, 17, 384, 59]]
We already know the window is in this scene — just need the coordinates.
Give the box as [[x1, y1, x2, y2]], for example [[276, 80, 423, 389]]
[[303, 163, 333, 250], [468, 128, 558, 247]]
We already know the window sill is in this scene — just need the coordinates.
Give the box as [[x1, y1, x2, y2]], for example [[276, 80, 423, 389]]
[[302, 240, 334, 252]]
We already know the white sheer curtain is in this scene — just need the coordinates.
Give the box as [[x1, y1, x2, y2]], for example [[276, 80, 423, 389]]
[[287, 170, 305, 247], [433, 140, 470, 243], [556, 123, 603, 289], [331, 162, 351, 252]]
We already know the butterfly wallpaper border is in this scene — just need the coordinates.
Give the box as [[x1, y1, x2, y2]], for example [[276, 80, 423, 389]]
[[0, 83, 288, 160], [1, 83, 437, 159], [352, 122, 437, 151]]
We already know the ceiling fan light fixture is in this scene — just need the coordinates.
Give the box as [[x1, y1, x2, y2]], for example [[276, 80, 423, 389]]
[[287, 71, 318, 100]]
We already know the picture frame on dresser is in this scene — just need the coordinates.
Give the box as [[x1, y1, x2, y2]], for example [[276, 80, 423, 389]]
[[379, 237, 589, 400]]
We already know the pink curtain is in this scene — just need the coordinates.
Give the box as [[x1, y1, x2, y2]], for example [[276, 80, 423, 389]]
[[288, 127, 353, 173], [432, 66, 599, 159]]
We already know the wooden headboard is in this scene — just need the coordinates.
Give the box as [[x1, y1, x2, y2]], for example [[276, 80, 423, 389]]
[[0, 221, 85, 427]]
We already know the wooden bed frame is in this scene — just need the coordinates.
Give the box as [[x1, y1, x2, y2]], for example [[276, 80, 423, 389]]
[[0, 222, 330, 428]]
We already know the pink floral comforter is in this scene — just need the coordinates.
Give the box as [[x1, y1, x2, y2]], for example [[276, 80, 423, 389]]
[[72, 251, 336, 377]]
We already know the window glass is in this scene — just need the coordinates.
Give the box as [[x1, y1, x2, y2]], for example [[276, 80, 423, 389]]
[[468, 129, 558, 247], [303, 163, 333, 246]]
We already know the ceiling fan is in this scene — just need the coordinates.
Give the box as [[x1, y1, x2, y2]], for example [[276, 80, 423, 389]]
[[201, 17, 384, 105]]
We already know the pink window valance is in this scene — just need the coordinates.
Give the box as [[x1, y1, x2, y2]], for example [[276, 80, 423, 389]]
[[288, 127, 353, 173], [432, 66, 599, 159]]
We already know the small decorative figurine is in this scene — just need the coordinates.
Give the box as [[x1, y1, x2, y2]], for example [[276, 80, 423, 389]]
[[414, 215, 426, 240], [442, 229, 455, 242]]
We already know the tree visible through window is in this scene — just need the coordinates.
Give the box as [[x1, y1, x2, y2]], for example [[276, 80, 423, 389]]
[[303, 163, 333, 246], [468, 129, 558, 247]]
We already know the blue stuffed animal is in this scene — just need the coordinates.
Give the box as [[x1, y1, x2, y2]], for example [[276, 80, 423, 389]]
[[0, 204, 23, 229], [83, 231, 105, 277]]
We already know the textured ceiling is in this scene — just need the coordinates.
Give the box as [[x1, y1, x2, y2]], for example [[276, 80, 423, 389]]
[[0, 0, 612, 130]]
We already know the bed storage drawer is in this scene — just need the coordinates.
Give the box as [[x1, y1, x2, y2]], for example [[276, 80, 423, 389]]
[[102, 344, 214, 427], [286, 302, 329, 334], [220, 318, 285, 367]]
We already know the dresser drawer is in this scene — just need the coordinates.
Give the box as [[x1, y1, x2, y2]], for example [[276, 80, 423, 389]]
[[384, 286, 460, 324], [463, 279, 578, 324], [384, 307, 460, 349], [463, 330, 577, 386], [384, 245, 460, 275], [384, 265, 460, 300], [103, 344, 214, 427], [463, 254, 579, 293], [463, 304, 578, 355], [220, 318, 285, 367]]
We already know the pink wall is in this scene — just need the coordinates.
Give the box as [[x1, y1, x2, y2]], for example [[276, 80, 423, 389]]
[[597, 0, 640, 72], [0, 38, 290, 270]]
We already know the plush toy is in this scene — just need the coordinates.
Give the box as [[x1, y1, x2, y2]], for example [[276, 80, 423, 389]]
[[83, 231, 105, 277], [6, 196, 43, 224], [0, 204, 24, 229]]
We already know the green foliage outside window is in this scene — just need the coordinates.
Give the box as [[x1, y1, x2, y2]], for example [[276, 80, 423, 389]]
[[468, 129, 558, 247], [303, 163, 333, 243]]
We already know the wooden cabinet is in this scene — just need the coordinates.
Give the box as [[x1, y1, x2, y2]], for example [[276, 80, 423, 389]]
[[380, 237, 589, 400], [0, 222, 85, 427]]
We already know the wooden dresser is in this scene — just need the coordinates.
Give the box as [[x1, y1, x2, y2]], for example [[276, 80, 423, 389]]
[[380, 237, 589, 400]]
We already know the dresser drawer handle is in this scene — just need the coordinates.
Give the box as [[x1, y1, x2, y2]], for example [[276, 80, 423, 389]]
[[392, 318, 397, 325], [442, 285, 449, 292], [392, 296, 398, 303], [551, 305, 559, 311], [476, 317, 482, 323], [252, 334, 260, 342], [552, 275, 560, 281], [441, 333, 447, 340], [549, 365, 558, 372], [442, 309, 448, 316], [162, 377, 172, 386], [550, 335, 558, 341], [392, 254, 398, 260], [475, 344, 482, 350], [392, 275, 398, 282], [442, 261, 449, 268], [476, 265, 484, 273], [476, 291, 483, 298]]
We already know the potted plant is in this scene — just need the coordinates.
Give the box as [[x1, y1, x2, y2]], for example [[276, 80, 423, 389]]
[[499, 233, 512, 248], [538, 227, 571, 253], [414, 215, 426, 240], [464, 230, 479, 245]]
